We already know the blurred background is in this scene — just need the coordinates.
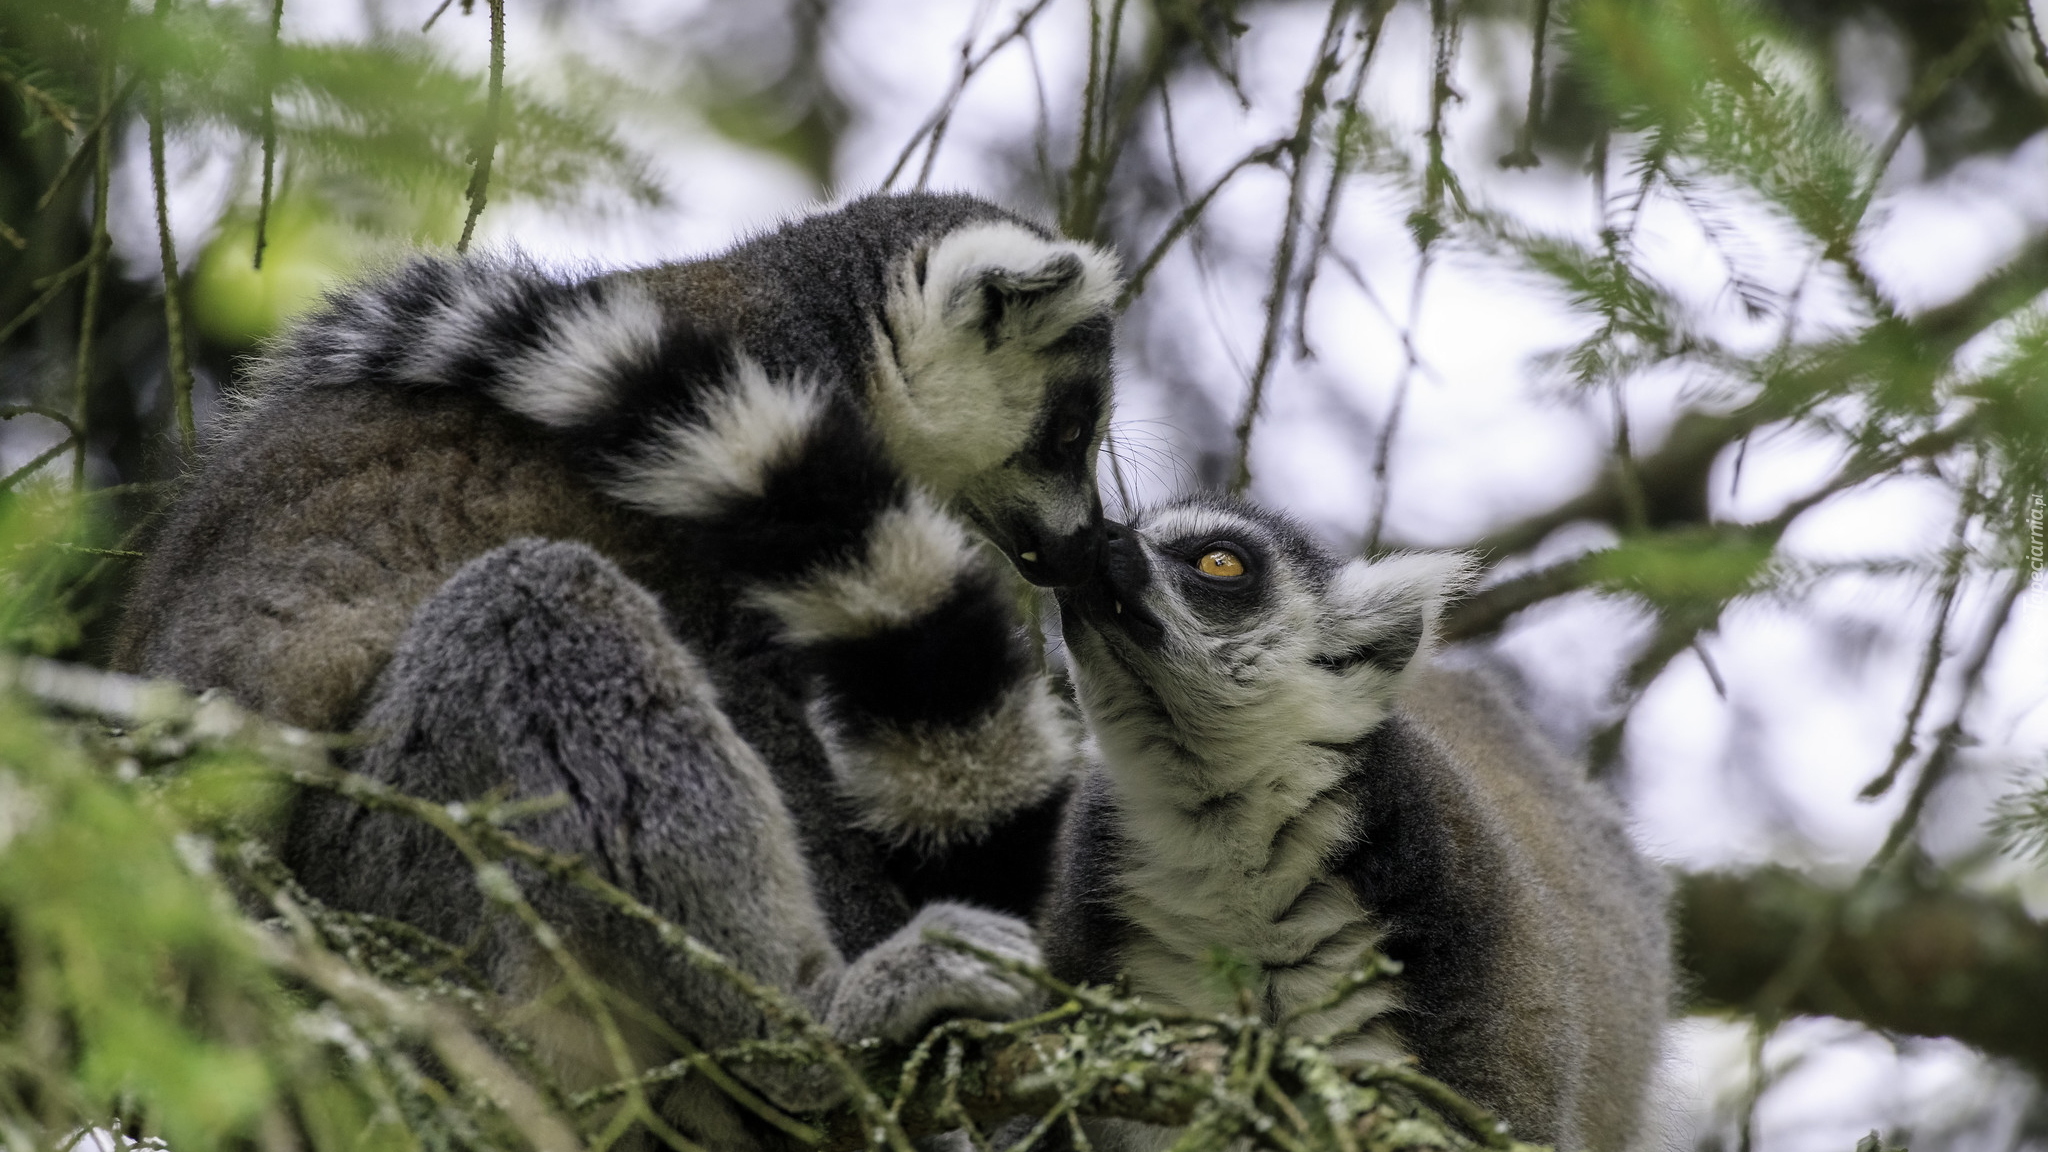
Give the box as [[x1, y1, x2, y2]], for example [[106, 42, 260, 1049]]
[[2, 0, 2046, 1147]]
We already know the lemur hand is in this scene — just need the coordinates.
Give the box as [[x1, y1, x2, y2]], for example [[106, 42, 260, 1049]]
[[825, 902, 1044, 1045]]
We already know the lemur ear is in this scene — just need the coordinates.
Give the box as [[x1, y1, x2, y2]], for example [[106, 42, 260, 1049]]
[[1313, 553, 1477, 676], [914, 222, 1121, 348]]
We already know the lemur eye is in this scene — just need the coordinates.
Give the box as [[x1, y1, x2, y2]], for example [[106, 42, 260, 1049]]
[[1059, 421, 1084, 444], [1196, 549, 1245, 578]]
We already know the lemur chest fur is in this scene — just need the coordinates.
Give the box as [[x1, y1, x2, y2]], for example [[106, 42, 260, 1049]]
[[1104, 742, 1387, 1035]]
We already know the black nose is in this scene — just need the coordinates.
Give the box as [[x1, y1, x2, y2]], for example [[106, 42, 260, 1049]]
[[1014, 521, 1104, 587], [1100, 520, 1148, 594]]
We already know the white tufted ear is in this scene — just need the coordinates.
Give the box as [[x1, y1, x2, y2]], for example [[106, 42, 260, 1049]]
[[870, 221, 1120, 494], [908, 222, 1120, 350], [1315, 553, 1477, 676]]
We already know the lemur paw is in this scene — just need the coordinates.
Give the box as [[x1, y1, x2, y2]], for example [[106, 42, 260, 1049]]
[[824, 902, 1044, 1045]]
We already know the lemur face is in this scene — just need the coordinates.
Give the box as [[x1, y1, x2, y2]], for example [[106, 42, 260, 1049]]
[[868, 222, 1121, 587], [1057, 497, 1471, 755]]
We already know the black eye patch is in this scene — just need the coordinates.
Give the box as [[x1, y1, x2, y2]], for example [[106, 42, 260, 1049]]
[[1028, 381, 1104, 469]]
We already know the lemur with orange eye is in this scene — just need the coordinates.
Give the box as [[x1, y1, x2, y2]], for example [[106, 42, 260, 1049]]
[[115, 193, 1119, 1150], [1043, 496, 1672, 1152]]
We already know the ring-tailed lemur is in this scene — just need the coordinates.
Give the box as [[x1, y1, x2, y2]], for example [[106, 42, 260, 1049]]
[[1041, 497, 1671, 1152], [113, 193, 1121, 1147]]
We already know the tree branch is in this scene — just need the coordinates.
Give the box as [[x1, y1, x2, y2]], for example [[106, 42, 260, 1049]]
[[9, 656, 1547, 1152], [1678, 867, 2048, 1080]]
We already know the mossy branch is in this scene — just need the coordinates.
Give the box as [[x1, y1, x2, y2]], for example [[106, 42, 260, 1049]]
[[8, 656, 1546, 1152]]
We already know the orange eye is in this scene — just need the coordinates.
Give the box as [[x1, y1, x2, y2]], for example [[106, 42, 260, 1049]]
[[1196, 550, 1245, 578]]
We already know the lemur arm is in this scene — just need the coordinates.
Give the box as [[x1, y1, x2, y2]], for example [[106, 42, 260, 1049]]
[[259, 254, 1075, 851], [1037, 766, 1133, 988]]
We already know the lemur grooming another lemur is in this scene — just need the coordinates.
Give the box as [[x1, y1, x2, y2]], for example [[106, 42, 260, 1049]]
[[116, 193, 1118, 1149], [1043, 497, 1672, 1152]]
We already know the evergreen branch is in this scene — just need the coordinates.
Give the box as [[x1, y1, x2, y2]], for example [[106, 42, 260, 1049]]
[[1833, 0, 2017, 317], [1441, 413, 1980, 648], [1719, 569, 2027, 1093], [0, 69, 80, 132]]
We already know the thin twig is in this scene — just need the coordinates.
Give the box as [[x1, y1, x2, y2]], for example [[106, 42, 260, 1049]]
[[1065, 0, 1106, 234], [1735, 568, 2027, 1114], [1, 405, 83, 441], [1611, 384, 1648, 532], [1860, 463, 1982, 799], [1421, 0, 1465, 221], [881, 0, 1057, 190], [1360, 246, 1434, 554], [1327, 251, 1438, 389], [0, 241, 108, 347], [457, 0, 506, 254], [254, 0, 285, 270], [1292, 5, 1388, 359], [421, 0, 458, 32], [8, 660, 912, 1152], [1061, 0, 1157, 241], [2023, 2, 2048, 80], [912, 0, 996, 190], [0, 437, 79, 495], [1499, 0, 1550, 169], [33, 75, 142, 214], [1355, 0, 1462, 531], [1833, 1, 2013, 318], [1115, 139, 1289, 310], [1357, 1062, 1517, 1149], [1864, 570, 2026, 872], [146, 0, 196, 457], [72, 56, 116, 492], [251, 900, 586, 1152], [1227, 0, 1350, 493], [1691, 639, 1728, 701]]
